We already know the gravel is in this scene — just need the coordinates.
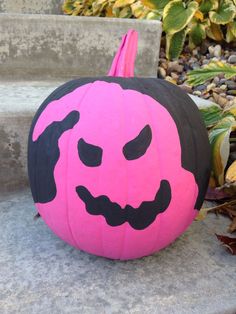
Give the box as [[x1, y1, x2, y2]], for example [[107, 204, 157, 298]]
[[158, 41, 236, 109]]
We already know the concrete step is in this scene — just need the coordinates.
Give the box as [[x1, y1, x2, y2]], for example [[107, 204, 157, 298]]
[[1, 189, 236, 313], [0, 13, 162, 80], [0, 81, 60, 192], [0, 0, 63, 14]]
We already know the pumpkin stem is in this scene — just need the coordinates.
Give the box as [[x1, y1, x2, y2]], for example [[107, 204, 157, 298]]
[[108, 29, 138, 78]]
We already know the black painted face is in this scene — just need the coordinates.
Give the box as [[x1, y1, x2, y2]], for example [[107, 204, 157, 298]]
[[76, 124, 171, 230], [76, 181, 171, 230], [77, 124, 152, 166]]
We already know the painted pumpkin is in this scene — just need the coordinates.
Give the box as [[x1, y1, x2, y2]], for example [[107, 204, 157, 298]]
[[28, 30, 211, 260]]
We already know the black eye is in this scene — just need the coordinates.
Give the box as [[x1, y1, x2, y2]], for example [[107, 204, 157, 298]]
[[78, 138, 102, 167], [123, 125, 152, 160]]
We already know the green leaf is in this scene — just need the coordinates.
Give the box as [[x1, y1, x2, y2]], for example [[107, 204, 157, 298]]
[[199, 105, 223, 128], [163, 0, 199, 34], [141, 0, 170, 10], [209, 0, 236, 25], [189, 22, 206, 46], [209, 115, 236, 185], [226, 23, 236, 42], [199, 0, 218, 13], [187, 61, 236, 86], [145, 10, 162, 20], [230, 20, 236, 36], [166, 28, 187, 60]]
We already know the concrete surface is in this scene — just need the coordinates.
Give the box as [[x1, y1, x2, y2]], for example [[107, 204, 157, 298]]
[[0, 190, 236, 314], [0, 14, 162, 80], [0, 0, 63, 14], [0, 82, 60, 192]]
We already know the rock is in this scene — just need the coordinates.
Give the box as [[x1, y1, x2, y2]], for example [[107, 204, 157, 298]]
[[219, 78, 227, 84], [178, 74, 186, 84], [208, 45, 215, 57], [226, 90, 236, 96], [213, 92, 228, 107], [189, 57, 198, 63], [179, 84, 192, 93], [192, 48, 199, 56], [202, 59, 209, 65], [224, 50, 230, 57], [183, 63, 190, 71], [165, 76, 177, 84], [207, 83, 216, 92], [228, 54, 236, 64], [160, 62, 168, 70], [158, 67, 166, 79], [213, 77, 220, 85], [225, 80, 236, 90], [219, 93, 226, 97], [168, 61, 183, 73], [213, 87, 223, 94], [200, 42, 209, 54], [220, 84, 227, 90], [193, 91, 202, 96], [160, 50, 166, 58], [218, 73, 225, 79], [191, 62, 200, 70], [202, 93, 210, 99], [226, 95, 235, 100], [194, 84, 206, 92], [171, 72, 179, 80], [208, 45, 222, 58], [213, 45, 222, 58]]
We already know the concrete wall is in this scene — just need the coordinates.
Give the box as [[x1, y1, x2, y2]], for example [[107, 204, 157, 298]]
[[0, 112, 32, 191], [0, 0, 64, 14], [0, 14, 162, 80]]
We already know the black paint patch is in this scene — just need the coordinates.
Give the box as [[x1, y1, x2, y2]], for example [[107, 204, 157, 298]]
[[123, 124, 152, 160], [78, 138, 103, 167], [76, 180, 171, 230], [28, 111, 80, 203]]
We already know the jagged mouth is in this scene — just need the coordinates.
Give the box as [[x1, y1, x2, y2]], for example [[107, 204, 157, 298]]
[[76, 180, 171, 230]]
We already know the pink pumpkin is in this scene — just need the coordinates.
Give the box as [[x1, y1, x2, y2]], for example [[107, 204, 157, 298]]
[[28, 30, 211, 259]]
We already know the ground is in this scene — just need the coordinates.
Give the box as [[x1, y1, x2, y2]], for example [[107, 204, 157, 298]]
[[0, 189, 236, 314]]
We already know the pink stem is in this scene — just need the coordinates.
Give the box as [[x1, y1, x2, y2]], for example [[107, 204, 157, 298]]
[[108, 29, 138, 78]]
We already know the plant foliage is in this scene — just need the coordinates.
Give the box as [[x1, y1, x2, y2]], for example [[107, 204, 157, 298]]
[[63, 0, 236, 59], [187, 61, 236, 86]]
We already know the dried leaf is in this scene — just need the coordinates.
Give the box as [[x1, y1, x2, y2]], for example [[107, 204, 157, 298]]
[[34, 212, 41, 220], [194, 10, 204, 21], [229, 217, 236, 233], [205, 186, 230, 200], [216, 234, 236, 254], [225, 160, 236, 185], [195, 207, 212, 221], [206, 22, 224, 41], [113, 0, 135, 9]]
